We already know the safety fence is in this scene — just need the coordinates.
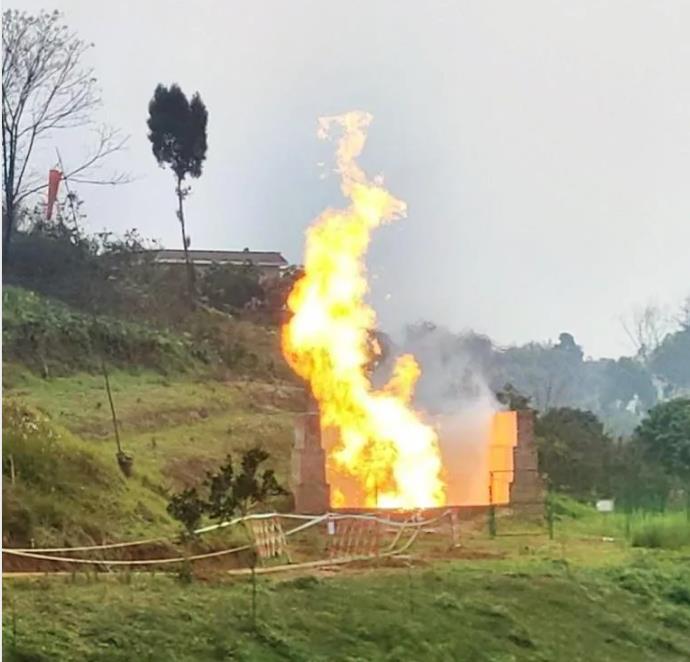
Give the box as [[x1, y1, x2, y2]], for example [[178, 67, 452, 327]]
[[2, 510, 457, 575]]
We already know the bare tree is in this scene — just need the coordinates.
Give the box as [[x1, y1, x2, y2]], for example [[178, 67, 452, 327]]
[[675, 296, 690, 330], [621, 303, 672, 364], [2, 9, 128, 267]]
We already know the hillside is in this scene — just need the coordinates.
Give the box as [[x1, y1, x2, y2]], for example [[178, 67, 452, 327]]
[[2, 286, 302, 547], [3, 291, 690, 662]]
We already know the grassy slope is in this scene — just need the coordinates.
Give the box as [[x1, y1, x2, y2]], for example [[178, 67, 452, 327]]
[[3, 555, 690, 661], [5, 364, 301, 479], [3, 364, 302, 545], [2, 287, 301, 545], [2, 398, 173, 545]]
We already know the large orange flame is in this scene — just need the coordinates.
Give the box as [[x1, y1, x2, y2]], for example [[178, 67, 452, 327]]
[[281, 111, 446, 509]]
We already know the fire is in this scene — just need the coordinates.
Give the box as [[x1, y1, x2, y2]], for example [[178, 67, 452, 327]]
[[281, 111, 446, 509], [488, 411, 518, 505]]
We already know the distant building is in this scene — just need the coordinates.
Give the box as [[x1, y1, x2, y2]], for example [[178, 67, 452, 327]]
[[152, 248, 288, 281]]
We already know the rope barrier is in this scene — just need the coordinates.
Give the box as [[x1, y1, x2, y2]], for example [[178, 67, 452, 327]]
[[327, 511, 453, 528], [1, 516, 327, 566], [2, 511, 449, 568], [5, 512, 317, 553], [194, 512, 318, 535], [5, 537, 169, 554], [6, 510, 451, 554]]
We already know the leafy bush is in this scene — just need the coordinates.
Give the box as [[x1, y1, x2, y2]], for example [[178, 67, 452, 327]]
[[200, 263, 264, 311], [634, 398, 690, 483], [167, 487, 206, 536], [536, 408, 615, 498], [167, 448, 286, 534], [2, 286, 205, 374], [667, 584, 690, 606]]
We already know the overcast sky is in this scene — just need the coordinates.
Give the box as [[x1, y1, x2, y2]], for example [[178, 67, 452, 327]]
[[9, 0, 690, 358]]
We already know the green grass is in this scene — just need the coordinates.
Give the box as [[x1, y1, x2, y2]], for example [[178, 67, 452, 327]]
[[3, 365, 300, 480], [2, 400, 173, 546], [632, 513, 690, 550], [3, 557, 690, 661], [574, 509, 690, 550], [2, 364, 301, 545], [528, 494, 690, 551]]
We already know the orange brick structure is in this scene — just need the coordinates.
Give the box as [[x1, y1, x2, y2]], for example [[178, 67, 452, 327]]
[[488, 410, 544, 506], [509, 410, 543, 504]]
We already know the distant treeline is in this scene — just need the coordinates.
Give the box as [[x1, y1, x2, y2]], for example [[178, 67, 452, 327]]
[[6, 206, 689, 438], [395, 317, 690, 436]]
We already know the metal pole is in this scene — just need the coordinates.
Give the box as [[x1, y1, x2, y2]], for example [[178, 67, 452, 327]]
[[488, 471, 496, 538], [546, 490, 554, 540]]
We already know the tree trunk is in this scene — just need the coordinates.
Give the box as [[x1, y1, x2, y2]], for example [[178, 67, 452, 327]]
[[176, 177, 196, 307], [2, 200, 15, 276]]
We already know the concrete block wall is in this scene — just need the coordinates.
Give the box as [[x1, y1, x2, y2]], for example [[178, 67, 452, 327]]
[[291, 410, 330, 513], [290, 404, 544, 512], [508, 410, 545, 505]]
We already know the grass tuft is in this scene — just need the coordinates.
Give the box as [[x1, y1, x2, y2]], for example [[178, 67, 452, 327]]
[[631, 515, 690, 550]]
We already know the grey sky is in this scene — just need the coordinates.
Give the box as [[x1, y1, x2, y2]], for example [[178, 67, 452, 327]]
[[9, 0, 690, 358]]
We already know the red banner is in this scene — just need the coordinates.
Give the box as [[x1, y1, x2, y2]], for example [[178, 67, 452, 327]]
[[46, 169, 62, 220]]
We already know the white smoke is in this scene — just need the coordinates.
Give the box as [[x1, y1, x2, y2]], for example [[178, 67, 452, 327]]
[[376, 323, 503, 504]]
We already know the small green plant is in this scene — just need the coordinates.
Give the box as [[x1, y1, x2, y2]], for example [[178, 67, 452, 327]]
[[433, 592, 462, 611], [166, 447, 287, 535]]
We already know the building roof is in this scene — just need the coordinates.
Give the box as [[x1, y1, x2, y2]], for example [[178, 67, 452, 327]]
[[153, 249, 288, 267]]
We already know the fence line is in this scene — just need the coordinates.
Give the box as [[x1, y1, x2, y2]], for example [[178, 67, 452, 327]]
[[2, 516, 325, 566], [3, 511, 452, 569], [6, 510, 451, 554]]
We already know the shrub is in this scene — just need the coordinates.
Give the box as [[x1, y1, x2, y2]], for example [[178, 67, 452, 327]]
[[166, 448, 287, 535], [2, 286, 201, 375], [200, 263, 264, 311]]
